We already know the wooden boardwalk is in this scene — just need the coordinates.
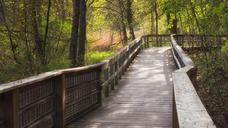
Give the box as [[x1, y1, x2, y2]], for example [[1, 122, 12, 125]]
[[68, 47, 176, 128]]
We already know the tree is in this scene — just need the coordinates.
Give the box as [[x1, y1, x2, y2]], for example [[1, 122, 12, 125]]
[[126, 0, 135, 40], [154, 0, 159, 46], [31, 0, 46, 65], [78, 0, 87, 66], [70, 0, 80, 66], [69, 0, 87, 66]]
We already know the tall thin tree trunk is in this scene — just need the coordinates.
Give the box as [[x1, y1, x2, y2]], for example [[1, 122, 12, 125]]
[[43, 0, 51, 63], [24, 0, 33, 70], [171, 14, 178, 34], [69, 0, 80, 66], [179, 13, 183, 33], [78, 0, 86, 66], [126, 0, 135, 40], [190, 2, 201, 33], [121, 22, 128, 45], [154, 1, 159, 46], [150, 7, 155, 34], [31, 0, 46, 65], [0, 0, 20, 64]]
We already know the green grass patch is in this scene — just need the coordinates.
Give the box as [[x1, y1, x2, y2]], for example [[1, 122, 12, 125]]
[[86, 51, 114, 64]]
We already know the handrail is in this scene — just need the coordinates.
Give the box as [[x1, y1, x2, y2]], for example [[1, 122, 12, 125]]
[[0, 62, 106, 94], [101, 36, 145, 96], [173, 34, 227, 37], [170, 35, 194, 68], [171, 34, 216, 128], [174, 34, 227, 51]]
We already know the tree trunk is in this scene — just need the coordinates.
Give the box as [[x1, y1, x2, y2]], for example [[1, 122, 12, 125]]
[[171, 14, 178, 34], [126, 0, 135, 40], [78, 0, 86, 66], [154, 1, 159, 46], [23, 0, 33, 70], [43, 0, 51, 63], [69, 0, 80, 66], [179, 13, 184, 33], [31, 0, 46, 65], [0, 0, 20, 64], [118, 0, 128, 45], [121, 22, 128, 45], [150, 7, 155, 34], [190, 2, 201, 33]]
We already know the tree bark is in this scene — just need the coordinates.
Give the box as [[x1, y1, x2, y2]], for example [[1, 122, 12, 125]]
[[126, 0, 135, 40], [43, 0, 52, 63], [69, 0, 80, 66], [78, 0, 86, 66], [31, 0, 46, 65], [154, 1, 159, 46], [23, 0, 33, 70], [150, 7, 155, 34], [118, 0, 128, 45], [121, 21, 128, 45], [171, 14, 178, 34]]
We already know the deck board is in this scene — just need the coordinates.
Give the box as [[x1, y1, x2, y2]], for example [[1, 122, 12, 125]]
[[68, 47, 176, 128]]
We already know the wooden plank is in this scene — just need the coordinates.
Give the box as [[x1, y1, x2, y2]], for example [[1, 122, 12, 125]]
[[68, 47, 176, 128], [0, 91, 15, 128], [55, 75, 65, 128], [12, 90, 20, 128], [173, 67, 216, 128], [0, 62, 105, 94], [0, 71, 61, 94]]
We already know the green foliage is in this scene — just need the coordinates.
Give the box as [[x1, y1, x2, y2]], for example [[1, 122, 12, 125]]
[[221, 40, 228, 53], [0, 0, 227, 84], [86, 51, 114, 64], [45, 56, 71, 71]]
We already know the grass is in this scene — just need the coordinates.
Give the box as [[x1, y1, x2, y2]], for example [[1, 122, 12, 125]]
[[86, 50, 114, 64]]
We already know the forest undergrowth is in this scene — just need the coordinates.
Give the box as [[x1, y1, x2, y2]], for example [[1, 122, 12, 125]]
[[190, 41, 228, 128]]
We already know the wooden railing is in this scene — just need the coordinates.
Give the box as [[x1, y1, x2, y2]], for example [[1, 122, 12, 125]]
[[0, 36, 149, 128], [101, 37, 146, 97], [0, 63, 104, 128], [143, 34, 170, 47], [171, 34, 216, 128], [174, 34, 227, 52]]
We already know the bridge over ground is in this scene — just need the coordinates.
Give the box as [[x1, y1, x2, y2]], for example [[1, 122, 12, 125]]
[[0, 34, 225, 128]]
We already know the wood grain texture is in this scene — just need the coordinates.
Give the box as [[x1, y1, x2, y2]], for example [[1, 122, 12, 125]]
[[0, 62, 105, 94], [67, 47, 176, 128], [173, 67, 216, 128]]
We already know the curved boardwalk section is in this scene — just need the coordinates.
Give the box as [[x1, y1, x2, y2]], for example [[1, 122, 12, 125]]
[[68, 47, 176, 128]]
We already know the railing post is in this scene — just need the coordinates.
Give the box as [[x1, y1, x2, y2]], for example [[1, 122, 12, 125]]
[[12, 90, 19, 128], [147, 36, 150, 48], [119, 57, 122, 79], [97, 66, 103, 106], [55, 75, 65, 128], [146, 36, 149, 47], [110, 63, 115, 90], [0, 90, 19, 128], [143, 37, 147, 49], [102, 61, 110, 97], [114, 61, 119, 85]]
